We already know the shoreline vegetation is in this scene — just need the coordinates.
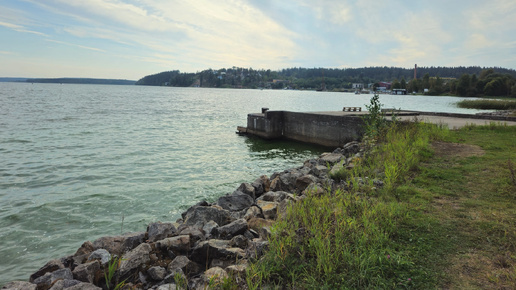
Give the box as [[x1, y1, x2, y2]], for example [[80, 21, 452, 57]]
[[3, 96, 516, 289]]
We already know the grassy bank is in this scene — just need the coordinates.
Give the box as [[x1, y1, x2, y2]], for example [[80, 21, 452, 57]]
[[456, 99, 516, 110], [240, 121, 516, 289]]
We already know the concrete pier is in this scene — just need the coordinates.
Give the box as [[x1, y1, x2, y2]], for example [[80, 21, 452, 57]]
[[237, 109, 516, 147]]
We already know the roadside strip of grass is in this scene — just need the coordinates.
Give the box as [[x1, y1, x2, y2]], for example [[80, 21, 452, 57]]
[[242, 122, 516, 289]]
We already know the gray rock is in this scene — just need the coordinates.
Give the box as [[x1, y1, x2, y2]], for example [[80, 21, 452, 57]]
[[156, 235, 191, 253], [191, 239, 246, 264], [92, 231, 145, 255], [295, 174, 319, 192], [1, 281, 37, 290], [167, 256, 201, 277], [257, 191, 293, 203], [183, 206, 233, 227], [202, 220, 219, 238], [253, 175, 270, 196], [156, 284, 177, 290], [217, 218, 248, 239], [29, 259, 65, 283], [180, 200, 210, 220], [178, 226, 204, 244], [48, 279, 81, 290], [33, 268, 73, 287], [87, 249, 111, 265], [119, 243, 151, 277], [246, 238, 270, 260], [229, 235, 248, 249], [64, 282, 102, 290], [318, 152, 345, 165], [243, 206, 263, 220], [72, 260, 100, 283], [310, 165, 329, 177], [216, 193, 254, 212], [147, 222, 177, 242], [148, 266, 167, 281], [256, 200, 279, 220], [270, 171, 304, 193], [202, 267, 228, 285], [226, 263, 248, 278], [237, 182, 256, 199]]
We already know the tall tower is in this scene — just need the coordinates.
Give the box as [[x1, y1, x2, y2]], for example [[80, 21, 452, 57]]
[[414, 64, 417, 79]]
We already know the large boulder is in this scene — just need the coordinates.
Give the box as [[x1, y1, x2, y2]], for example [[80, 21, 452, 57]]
[[92, 232, 145, 255], [33, 268, 73, 288], [183, 206, 233, 228], [167, 256, 201, 277], [1, 281, 37, 290], [256, 200, 279, 220], [156, 235, 191, 253], [29, 259, 65, 283], [236, 183, 256, 199], [118, 243, 151, 278], [72, 260, 100, 284], [216, 193, 254, 212], [147, 222, 177, 242], [216, 219, 248, 239], [318, 152, 345, 166], [87, 249, 111, 266], [191, 239, 246, 265]]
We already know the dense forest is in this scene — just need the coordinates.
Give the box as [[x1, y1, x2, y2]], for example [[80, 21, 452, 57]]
[[136, 66, 516, 97]]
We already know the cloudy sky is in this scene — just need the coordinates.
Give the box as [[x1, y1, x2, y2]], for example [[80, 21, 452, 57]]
[[1, 0, 515, 80]]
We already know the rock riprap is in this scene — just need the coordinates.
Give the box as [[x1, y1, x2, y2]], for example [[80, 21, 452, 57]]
[[2, 142, 363, 290]]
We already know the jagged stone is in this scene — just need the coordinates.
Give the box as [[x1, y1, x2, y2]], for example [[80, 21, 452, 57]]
[[29, 259, 65, 283], [259, 226, 272, 240], [256, 200, 278, 220], [310, 165, 329, 178], [246, 239, 269, 260], [33, 268, 73, 288], [202, 267, 228, 284], [216, 193, 254, 212], [180, 200, 210, 220], [178, 226, 205, 244], [119, 243, 151, 278], [295, 174, 319, 192], [217, 218, 247, 239], [147, 222, 177, 242], [243, 206, 263, 220], [302, 183, 325, 196], [148, 266, 167, 281], [49, 280, 98, 290], [92, 232, 145, 255], [318, 152, 345, 165], [1, 281, 37, 290], [156, 284, 177, 290], [257, 191, 293, 203], [156, 235, 191, 253], [191, 239, 246, 264], [236, 182, 256, 199], [73, 241, 95, 260], [247, 217, 274, 232], [210, 259, 234, 269], [229, 235, 248, 249], [87, 249, 111, 265], [72, 260, 100, 283], [226, 263, 248, 278], [202, 220, 219, 239], [183, 206, 233, 227], [167, 255, 201, 277], [253, 175, 270, 195]]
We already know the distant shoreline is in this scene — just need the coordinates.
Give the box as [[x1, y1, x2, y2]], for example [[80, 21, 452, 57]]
[[0, 77, 136, 85]]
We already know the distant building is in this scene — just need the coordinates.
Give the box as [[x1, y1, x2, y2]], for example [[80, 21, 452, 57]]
[[352, 83, 364, 89], [378, 82, 392, 89], [391, 89, 407, 95]]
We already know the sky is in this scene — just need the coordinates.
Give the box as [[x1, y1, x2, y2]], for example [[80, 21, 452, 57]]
[[1, 0, 516, 80]]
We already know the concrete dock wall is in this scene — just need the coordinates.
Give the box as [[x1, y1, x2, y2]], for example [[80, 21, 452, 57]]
[[245, 111, 365, 147]]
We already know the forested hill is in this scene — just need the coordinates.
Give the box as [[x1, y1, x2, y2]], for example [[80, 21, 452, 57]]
[[135, 66, 516, 93]]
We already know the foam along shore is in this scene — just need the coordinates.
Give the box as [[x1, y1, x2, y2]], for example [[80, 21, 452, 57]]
[[2, 141, 365, 290]]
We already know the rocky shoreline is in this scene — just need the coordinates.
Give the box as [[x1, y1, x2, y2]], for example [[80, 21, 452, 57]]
[[2, 141, 364, 290]]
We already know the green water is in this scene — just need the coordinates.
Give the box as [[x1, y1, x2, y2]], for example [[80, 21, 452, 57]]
[[0, 83, 482, 284]]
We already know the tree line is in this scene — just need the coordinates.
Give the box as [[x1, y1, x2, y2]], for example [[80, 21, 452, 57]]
[[135, 66, 516, 97]]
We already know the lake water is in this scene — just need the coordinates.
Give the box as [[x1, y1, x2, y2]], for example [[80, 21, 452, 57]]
[[0, 83, 483, 284]]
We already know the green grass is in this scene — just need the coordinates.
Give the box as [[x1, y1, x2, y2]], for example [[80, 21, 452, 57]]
[[236, 122, 516, 289], [456, 99, 516, 110]]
